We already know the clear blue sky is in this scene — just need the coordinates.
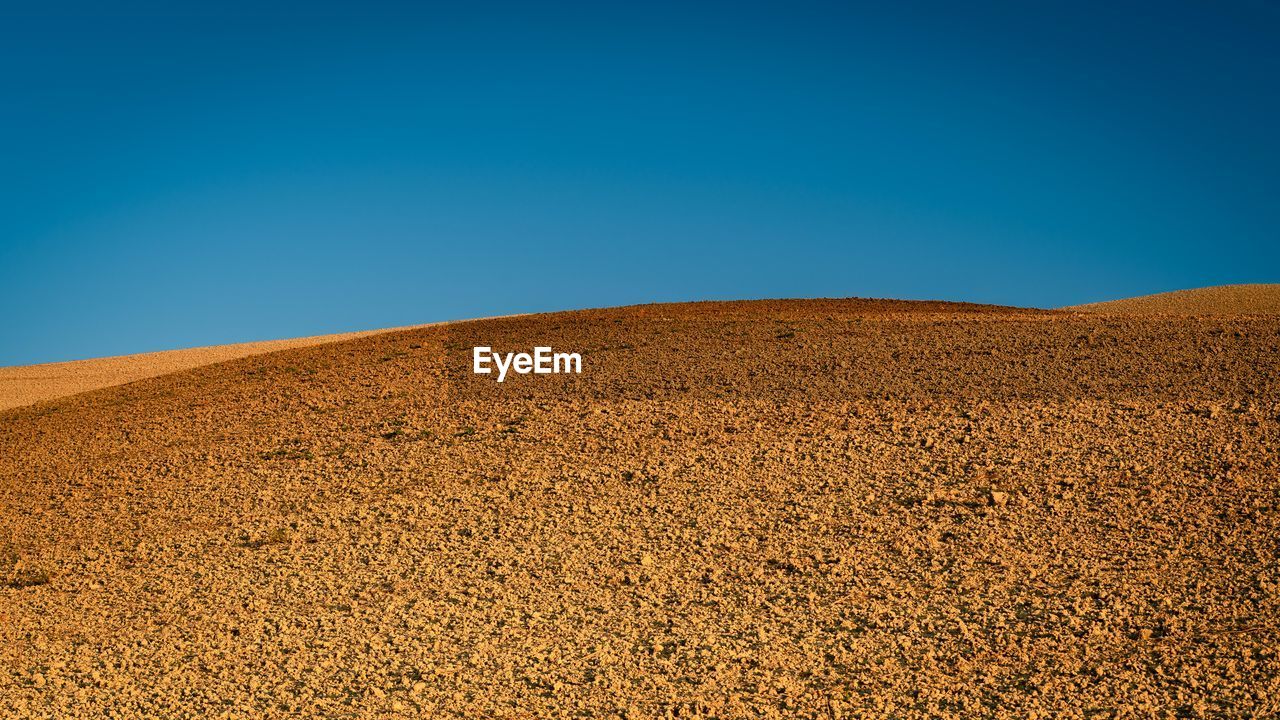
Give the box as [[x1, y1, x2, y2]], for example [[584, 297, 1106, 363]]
[[2, 1, 1277, 365]]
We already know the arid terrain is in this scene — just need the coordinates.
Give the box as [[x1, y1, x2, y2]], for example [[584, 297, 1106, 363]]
[[1067, 284, 1280, 315], [1, 293, 1278, 718], [0, 325, 431, 413]]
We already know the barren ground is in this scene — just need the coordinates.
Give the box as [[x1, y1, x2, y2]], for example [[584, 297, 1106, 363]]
[[1066, 284, 1280, 315], [0, 325, 428, 413], [1, 298, 1278, 719]]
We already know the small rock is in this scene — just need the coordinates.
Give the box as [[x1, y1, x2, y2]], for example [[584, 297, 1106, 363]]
[[640, 553, 655, 567], [989, 491, 1010, 506]]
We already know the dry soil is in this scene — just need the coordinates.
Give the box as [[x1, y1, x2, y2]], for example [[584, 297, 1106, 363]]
[[0, 326, 435, 413], [1066, 284, 1280, 315], [1, 297, 1278, 719]]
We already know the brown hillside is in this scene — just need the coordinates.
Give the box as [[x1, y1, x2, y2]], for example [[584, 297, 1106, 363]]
[[0, 325, 432, 413], [1067, 283, 1280, 315], [1, 298, 1278, 718]]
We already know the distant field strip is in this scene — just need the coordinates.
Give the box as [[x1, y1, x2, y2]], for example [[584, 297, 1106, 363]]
[[0, 326, 426, 412]]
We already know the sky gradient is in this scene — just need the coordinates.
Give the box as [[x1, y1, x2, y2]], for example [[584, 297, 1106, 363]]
[[3, 1, 1278, 365]]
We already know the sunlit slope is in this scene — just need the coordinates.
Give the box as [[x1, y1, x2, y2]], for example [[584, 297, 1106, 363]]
[[1066, 283, 1280, 315], [0, 325, 430, 412], [2, 298, 1277, 718]]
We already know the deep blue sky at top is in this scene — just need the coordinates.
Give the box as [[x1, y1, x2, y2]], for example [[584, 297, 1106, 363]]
[[2, 1, 1278, 364]]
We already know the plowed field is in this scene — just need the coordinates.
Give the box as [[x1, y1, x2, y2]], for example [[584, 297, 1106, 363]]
[[2, 298, 1277, 718]]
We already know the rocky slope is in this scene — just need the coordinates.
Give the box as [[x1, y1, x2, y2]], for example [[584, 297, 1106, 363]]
[[1, 298, 1277, 718]]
